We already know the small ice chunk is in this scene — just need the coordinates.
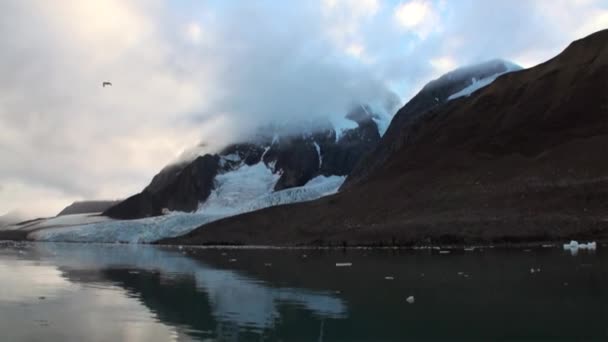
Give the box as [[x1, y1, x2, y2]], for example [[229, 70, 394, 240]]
[[385, 276, 395, 280], [563, 240, 597, 253], [335, 262, 352, 267], [464, 247, 475, 252], [563, 240, 579, 250], [229, 258, 237, 262], [439, 250, 451, 254], [264, 263, 272, 267], [406, 296, 415, 304]]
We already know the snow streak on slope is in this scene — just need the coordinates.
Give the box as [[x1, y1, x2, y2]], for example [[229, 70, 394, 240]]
[[29, 162, 345, 243], [447, 62, 522, 101], [2, 213, 111, 232]]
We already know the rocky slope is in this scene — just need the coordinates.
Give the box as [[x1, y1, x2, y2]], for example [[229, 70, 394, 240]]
[[162, 29, 608, 246], [343, 59, 521, 189], [57, 200, 121, 216]]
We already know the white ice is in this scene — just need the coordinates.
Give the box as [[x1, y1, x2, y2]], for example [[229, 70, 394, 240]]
[[447, 62, 522, 101], [563, 240, 597, 255], [2, 213, 112, 232], [30, 162, 345, 243]]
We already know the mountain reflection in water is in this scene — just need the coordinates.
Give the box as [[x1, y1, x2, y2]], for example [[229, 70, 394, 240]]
[[0, 242, 607, 341]]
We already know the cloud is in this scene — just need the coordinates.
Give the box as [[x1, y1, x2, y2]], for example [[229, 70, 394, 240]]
[[0, 0, 397, 217], [393, 0, 439, 38], [429, 56, 457, 76]]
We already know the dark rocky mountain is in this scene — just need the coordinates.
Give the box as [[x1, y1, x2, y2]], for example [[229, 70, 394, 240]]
[[161, 29, 608, 246], [104, 154, 221, 219], [103, 106, 383, 219], [344, 59, 520, 189], [57, 200, 121, 216]]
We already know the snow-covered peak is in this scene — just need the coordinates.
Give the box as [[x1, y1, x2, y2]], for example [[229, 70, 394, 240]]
[[447, 60, 522, 101]]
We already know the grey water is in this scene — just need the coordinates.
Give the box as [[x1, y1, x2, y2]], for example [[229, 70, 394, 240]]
[[0, 242, 606, 342]]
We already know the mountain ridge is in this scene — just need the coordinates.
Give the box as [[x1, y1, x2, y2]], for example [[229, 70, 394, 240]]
[[160, 29, 608, 246]]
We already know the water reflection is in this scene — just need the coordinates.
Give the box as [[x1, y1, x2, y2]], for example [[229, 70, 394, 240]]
[[1, 242, 607, 341], [30, 243, 347, 341], [0, 246, 182, 342]]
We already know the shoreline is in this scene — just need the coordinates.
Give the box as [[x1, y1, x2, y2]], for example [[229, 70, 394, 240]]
[[1, 235, 605, 251]]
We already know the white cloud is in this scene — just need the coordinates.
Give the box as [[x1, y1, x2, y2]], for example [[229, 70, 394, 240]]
[[393, 0, 439, 38], [429, 56, 457, 76], [321, 0, 381, 54], [0, 1, 397, 217]]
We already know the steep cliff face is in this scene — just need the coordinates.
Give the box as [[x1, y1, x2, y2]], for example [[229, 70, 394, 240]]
[[57, 201, 120, 216], [104, 155, 220, 219], [162, 30, 608, 246], [104, 106, 384, 219]]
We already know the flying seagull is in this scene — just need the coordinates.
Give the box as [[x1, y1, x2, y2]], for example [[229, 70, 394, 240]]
[[102, 81, 112, 87]]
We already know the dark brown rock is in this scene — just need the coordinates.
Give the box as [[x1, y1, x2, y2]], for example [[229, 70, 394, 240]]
[[57, 200, 121, 216], [104, 154, 220, 219]]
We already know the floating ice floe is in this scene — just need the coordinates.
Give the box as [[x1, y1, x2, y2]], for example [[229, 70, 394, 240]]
[[439, 250, 451, 254], [406, 296, 415, 304], [335, 263, 352, 267], [563, 240, 597, 255], [384, 276, 394, 280]]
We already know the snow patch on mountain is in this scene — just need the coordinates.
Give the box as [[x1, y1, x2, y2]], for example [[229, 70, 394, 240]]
[[313, 142, 322, 167], [448, 62, 522, 101], [29, 162, 344, 243], [199, 162, 281, 216], [329, 115, 359, 140]]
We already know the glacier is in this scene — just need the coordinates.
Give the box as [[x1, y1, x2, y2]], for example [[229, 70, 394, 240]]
[[29, 162, 345, 243], [24, 101, 394, 244]]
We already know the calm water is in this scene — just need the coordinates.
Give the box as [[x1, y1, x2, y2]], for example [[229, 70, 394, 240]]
[[0, 242, 606, 341]]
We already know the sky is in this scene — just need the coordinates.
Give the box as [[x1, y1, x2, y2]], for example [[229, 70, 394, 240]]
[[1, 0, 607, 218]]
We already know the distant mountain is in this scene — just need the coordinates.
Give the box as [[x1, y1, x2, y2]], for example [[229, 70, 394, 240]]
[[57, 201, 121, 216], [0, 211, 26, 228], [103, 105, 387, 220], [162, 29, 608, 246]]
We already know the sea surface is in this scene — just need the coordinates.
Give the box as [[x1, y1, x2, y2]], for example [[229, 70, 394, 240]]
[[0, 242, 606, 341]]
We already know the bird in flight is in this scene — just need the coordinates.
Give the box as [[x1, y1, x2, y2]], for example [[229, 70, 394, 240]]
[[102, 81, 112, 87]]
